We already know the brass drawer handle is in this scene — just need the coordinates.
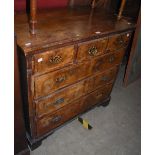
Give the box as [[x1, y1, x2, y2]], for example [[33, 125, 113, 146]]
[[109, 56, 115, 63], [117, 37, 123, 44], [53, 98, 64, 106], [51, 116, 62, 123], [49, 55, 62, 64], [56, 76, 66, 83], [42, 115, 62, 127], [45, 98, 64, 108], [88, 46, 98, 56]]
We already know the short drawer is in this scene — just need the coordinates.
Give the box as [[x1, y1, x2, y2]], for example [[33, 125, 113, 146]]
[[34, 46, 74, 73], [92, 48, 125, 73], [94, 66, 118, 87], [107, 32, 132, 53], [81, 83, 113, 109], [36, 83, 113, 137], [77, 38, 108, 62], [35, 66, 118, 118]]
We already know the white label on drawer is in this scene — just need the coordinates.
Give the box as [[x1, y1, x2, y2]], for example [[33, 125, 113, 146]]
[[25, 42, 31, 46], [95, 31, 101, 34], [38, 58, 43, 62]]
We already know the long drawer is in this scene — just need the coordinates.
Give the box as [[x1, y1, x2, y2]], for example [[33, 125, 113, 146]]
[[36, 83, 113, 137], [34, 49, 125, 99], [35, 66, 118, 118], [34, 61, 91, 99]]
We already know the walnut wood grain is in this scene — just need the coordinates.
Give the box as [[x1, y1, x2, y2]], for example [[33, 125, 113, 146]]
[[15, 7, 135, 55], [36, 83, 113, 137], [16, 6, 135, 148], [34, 45, 75, 74], [77, 37, 108, 62], [15, 36, 30, 155], [34, 62, 91, 99], [34, 48, 125, 99], [106, 32, 132, 53], [35, 78, 89, 118], [35, 66, 118, 118]]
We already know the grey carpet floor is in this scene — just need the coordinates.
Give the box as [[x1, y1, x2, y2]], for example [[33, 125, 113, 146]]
[[31, 68, 141, 155]]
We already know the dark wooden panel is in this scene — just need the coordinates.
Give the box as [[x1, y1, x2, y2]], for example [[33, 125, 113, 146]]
[[14, 37, 30, 155], [124, 11, 141, 86], [107, 32, 132, 53], [94, 66, 118, 87]]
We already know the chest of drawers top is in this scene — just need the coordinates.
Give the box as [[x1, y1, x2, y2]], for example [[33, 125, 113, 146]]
[[15, 7, 135, 56]]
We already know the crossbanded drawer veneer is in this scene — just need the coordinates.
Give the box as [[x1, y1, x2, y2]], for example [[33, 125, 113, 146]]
[[15, 6, 135, 149]]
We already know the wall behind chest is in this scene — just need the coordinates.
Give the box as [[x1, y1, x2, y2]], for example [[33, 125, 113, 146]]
[[14, 0, 116, 12], [14, 0, 69, 11]]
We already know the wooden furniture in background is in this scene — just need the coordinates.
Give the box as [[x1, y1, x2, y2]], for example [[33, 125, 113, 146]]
[[14, 36, 30, 155], [117, 0, 126, 20], [29, 0, 128, 35], [121, 0, 141, 21], [124, 10, 141, 86], [30, 0, 37, 34]]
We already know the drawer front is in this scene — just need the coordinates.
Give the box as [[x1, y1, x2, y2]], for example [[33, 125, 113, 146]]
[[77, 38, 108, 62], [81, 83, 113, 109], [92, 48, 125, 73], [94, 66, 118, 87], [107, 32, 131, 53], [36, 83, 113, 137], [35, 66, 118, 118], [34, 62, 92, 99], [34, 50, 124, 99], [121, 32, 132, 47], [34, 46, 74, 73], [35, 77, 93, 118], [36, 99, 80, 137]]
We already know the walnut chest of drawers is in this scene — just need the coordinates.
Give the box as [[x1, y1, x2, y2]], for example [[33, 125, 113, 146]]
[[15, 7, 135, 148]]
